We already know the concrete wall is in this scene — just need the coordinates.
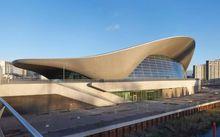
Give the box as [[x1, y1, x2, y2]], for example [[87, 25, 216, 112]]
[[92, 79, 199, 95], [0, 79, 199, 106], [0, 83, 115, 106], [162, 87, 189, 98]]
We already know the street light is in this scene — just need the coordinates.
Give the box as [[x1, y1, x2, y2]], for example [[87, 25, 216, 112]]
[[63, 64, 66, 81]]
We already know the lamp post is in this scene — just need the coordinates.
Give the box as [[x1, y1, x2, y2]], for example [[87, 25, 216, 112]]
[[0, 67, 2, 84], [63, 64, 65, 81]]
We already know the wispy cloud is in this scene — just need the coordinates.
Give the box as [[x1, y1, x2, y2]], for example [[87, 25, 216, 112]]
[[106, 24, 120, 31]]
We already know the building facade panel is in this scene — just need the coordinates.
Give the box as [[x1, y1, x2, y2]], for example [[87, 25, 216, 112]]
[[193, 59, 220, 81], [193, 64, 206, 80]]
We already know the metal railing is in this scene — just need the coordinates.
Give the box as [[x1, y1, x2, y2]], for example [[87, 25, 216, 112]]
[[0, 78, 196, 85], [0, 98, 43, 137]]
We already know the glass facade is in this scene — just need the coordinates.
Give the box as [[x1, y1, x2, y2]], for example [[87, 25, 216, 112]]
[[44, 68, 90, 80], [56, 70, 89, 80], [127, 55, 185, 80], [66, 71, 89, 79], [113, 90, 162, 101]]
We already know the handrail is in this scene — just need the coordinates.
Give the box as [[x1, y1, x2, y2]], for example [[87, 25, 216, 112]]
[[0, 98, 43, 137], [87, 82, 107, 92], [0, 78, 197, 85]]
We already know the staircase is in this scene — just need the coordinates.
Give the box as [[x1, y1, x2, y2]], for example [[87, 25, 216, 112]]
[[59, 82, 125, 105]]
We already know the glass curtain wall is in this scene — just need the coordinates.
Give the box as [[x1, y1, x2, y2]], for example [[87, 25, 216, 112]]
[[113, 90, 162, 101], [127, 55, 185, 80]]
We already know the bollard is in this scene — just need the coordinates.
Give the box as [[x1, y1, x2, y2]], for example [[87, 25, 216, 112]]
[[212, 121, 216, 137]]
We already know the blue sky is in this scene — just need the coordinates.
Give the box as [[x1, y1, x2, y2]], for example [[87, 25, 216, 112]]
[[0, 0, 220, 70]]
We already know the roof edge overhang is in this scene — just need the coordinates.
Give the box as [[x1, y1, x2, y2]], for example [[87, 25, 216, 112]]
[[13, 36, 195, 80]]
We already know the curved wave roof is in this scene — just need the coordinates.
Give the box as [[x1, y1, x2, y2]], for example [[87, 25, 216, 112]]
[[13, 36, 195, 80]]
